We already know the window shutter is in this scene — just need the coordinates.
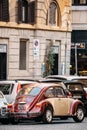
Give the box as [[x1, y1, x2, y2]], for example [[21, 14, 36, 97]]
[[2, 0, 9, 22], [18, 0, 22, 23], [28, 1, 35, 24]]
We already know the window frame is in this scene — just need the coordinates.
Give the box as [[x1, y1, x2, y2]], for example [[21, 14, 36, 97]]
[[19, 40, 27, 70], [18, 0, 35, 24], [47, 1, 61, 26], [0, 0, 9, 22], [72, 0, 87, 5]]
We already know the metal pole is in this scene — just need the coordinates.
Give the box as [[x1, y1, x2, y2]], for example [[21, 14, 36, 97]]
[[75, 45, 78, 75]]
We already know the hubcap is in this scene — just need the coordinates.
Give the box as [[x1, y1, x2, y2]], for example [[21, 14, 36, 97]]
[[77, 108, 84, 120], [46, 110, 52, 122]]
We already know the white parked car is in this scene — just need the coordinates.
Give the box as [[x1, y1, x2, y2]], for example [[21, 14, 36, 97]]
[[0, 91, 9, 124], [0, 80, 37, 104]]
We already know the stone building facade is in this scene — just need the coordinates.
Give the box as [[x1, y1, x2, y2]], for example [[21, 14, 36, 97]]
[[0, 0, 71, 79]]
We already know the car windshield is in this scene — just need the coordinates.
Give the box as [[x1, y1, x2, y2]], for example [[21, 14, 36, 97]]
[[17, 87, 42, 97], [0, 84, 14, 94]]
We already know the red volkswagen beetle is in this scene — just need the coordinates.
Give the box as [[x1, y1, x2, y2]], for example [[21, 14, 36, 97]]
[[9, 82, 85, 124]]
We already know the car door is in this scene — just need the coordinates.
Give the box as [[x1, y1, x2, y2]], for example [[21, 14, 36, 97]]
[[46, 86, 71, 116], [53, 87, 70, 116]]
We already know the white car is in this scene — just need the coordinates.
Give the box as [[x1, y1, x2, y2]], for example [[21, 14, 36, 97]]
[[0, 80, 37, 104], [0, 91, 9, 124]]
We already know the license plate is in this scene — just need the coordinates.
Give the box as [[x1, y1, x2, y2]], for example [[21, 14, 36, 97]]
[[1, 107, 7, 116], [18, 105, 25, 110], [73, 95, 81, 99]]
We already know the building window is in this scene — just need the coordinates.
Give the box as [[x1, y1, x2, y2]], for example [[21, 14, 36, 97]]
[[72, 0, 87, 5], [0, 0, 9, 22], [47, 1, 61, 26], [18, 0, 35, 24], [19, 40, 27, 70]]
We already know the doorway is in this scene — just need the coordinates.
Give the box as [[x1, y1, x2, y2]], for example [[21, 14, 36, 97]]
[[52, 46, 59, 75], [0, 44, 7, 79], [0, 53, 7, 79]]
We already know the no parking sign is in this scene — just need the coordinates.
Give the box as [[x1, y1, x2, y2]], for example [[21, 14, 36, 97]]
[[33, 39, 40, 60]]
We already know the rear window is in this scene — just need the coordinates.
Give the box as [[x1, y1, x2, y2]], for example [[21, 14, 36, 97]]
[[0, 84, 14, 94], [72, 79, 87, 88], [67, 84, 83, 91], [17, 87, 41, 97]]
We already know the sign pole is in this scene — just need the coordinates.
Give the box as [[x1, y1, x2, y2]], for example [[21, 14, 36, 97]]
[[75, 44, 78, 75]]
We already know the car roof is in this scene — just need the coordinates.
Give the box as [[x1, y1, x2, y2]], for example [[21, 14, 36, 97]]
[[46, 75, 79, 80], [64, 80, 84, 85], [71, 76, 87, 80], [38, 78, 63, 83], [23, 82, 64, 90], [0, 79, 37, 84], [0, 80, 16, 84]]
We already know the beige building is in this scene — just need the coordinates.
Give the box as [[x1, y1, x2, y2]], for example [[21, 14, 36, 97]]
[[0, 0, 72, 80]]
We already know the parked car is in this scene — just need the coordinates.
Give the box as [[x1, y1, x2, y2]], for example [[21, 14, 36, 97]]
[[0, 91, 9, 124], [71, 76, 87, 92], [0, 79, 37, 104], [64, 81, 87, 101], [9, 82, 85, 124], [64, 80, 87, 114]]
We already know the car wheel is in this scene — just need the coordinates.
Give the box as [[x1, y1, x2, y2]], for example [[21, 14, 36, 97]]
[[73, 106, 84, 122], [42, 107, 53, 123]]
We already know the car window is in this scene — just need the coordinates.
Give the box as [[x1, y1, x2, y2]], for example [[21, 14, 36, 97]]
[[0, 84, 14, 94], [67, 84, 83, 91], [45, 87, 55, 98], [55, 87, 65, 97], [28, 87, 41, 96], [17, 87, 41, 96], [72, 79, 87, 87]]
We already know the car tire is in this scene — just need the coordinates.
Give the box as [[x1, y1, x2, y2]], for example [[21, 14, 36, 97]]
[[73, 106, 84, 122], [42, 107, 53, 123]]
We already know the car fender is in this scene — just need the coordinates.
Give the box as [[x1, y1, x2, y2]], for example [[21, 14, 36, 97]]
[[70, 99, 84, 115], [35, 99, 54, 114]]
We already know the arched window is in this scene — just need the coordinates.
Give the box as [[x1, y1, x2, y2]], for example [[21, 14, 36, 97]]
[[47, 1, 61, 26], [0, 0, 9, 22]]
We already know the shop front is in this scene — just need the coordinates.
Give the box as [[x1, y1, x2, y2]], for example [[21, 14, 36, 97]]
[[70, 30, 87, 75]]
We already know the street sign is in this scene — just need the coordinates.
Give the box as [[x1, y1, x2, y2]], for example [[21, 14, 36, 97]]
[[71, 43, 85, 49], [33, 39, 40, 60]]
